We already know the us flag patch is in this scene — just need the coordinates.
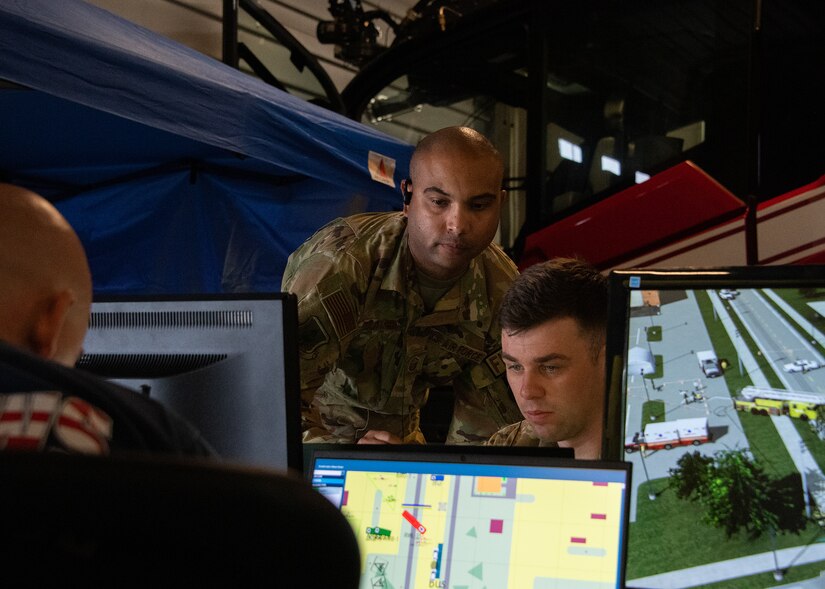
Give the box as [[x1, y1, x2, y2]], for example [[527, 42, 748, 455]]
[[320, 289, 357, 339]]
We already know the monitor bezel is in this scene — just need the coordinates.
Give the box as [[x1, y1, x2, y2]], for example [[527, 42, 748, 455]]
[[304, 443, 577, 477]]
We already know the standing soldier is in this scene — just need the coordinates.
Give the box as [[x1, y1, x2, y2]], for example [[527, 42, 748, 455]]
[[282, 126, 521, 444]]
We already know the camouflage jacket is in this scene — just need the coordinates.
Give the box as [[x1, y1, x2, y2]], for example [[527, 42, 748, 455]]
[[281, 212, 521, 444], [485, 420, 559, 448]]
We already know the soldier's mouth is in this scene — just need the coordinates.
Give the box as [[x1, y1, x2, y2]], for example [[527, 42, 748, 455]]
[[524, 410, 553, 424], [439, 241, 468, 253]]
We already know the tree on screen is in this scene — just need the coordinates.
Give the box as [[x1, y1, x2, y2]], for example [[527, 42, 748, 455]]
[[669, 449, 806, 539]]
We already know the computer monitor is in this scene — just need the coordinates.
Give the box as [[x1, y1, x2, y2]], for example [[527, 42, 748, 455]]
[[306, 445, 631, 589], [76, 293, 302, 473], [603, 264, 825, 587]]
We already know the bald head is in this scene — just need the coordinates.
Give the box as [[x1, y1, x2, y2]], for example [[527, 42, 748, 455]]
[[410, 126, 504, 185], [402, 126, 507, 280], [0, 183, 92, 365]]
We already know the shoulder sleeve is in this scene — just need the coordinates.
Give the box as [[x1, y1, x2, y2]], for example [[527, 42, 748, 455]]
[[485, 422, 543, 447], [281, 224, 371, 444], [448, 366, 521, 444], [485, 422, 521, 446]]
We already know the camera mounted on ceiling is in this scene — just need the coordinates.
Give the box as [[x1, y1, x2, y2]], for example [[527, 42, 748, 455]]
[[317, 0, 398, 68]]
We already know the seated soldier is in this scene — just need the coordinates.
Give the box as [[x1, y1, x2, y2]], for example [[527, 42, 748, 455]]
[[0, 183, 213, 456], [487, 258, 608, 459]]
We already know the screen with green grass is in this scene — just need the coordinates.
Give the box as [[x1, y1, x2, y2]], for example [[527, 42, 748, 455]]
[[605, 266, 825, 588]]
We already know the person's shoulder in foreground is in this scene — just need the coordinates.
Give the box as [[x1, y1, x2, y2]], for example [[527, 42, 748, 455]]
[[0, 182, 214, 457], [487, 257, 608, 459], [0, 341, 214, 456]]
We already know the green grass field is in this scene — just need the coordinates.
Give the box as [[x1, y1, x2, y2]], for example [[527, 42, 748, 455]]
[[627, 480, 825, 581]]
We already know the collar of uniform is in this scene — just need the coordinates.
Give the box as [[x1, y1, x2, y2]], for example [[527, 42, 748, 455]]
[[361, 224, 492, 330], [412, 257, 490, 328]]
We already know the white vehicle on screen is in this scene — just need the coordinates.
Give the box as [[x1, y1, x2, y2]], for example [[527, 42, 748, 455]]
[[719, 289, 738, 300], [697, 350, 723, 378], [783, 359, 821, 373], [625, 418, 710, 452]]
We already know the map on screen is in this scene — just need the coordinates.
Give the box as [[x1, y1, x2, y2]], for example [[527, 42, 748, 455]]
[[310, 451, 630, 589]]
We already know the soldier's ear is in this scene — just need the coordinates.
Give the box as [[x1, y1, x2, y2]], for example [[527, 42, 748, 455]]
[[402, 179, 413, 207]]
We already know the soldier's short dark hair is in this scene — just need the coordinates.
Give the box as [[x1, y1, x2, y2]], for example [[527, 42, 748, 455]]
[[499, 257, 608, 359]]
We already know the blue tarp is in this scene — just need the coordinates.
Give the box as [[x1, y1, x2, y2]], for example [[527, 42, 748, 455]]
[[0, 0, 413, 293]]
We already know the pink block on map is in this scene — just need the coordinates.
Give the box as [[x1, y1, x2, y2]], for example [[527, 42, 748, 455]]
[[571, 537, 586, 544], [489, 519, 504, 534], [591, 513, 606, 520]]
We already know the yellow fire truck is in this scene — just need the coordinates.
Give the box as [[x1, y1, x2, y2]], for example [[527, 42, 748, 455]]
[[733, 386, 825, 421]]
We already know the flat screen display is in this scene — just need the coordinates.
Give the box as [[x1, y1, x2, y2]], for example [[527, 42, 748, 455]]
[[603, 265, 825, 587], [308, 445, 630, 589]]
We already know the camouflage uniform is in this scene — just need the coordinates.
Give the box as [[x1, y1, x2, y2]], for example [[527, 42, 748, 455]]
[[485, 420, 559, 448], [281, 212, 522, 444]]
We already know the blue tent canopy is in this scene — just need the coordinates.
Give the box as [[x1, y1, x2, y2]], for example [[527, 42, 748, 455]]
[[0, 0, 413, 294]]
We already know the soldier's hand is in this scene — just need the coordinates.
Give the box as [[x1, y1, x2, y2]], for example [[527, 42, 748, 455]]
[[358, 430, 403, 444]]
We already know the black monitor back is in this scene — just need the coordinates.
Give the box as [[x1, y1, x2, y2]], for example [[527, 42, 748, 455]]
[[77, 293, 302, 473]]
